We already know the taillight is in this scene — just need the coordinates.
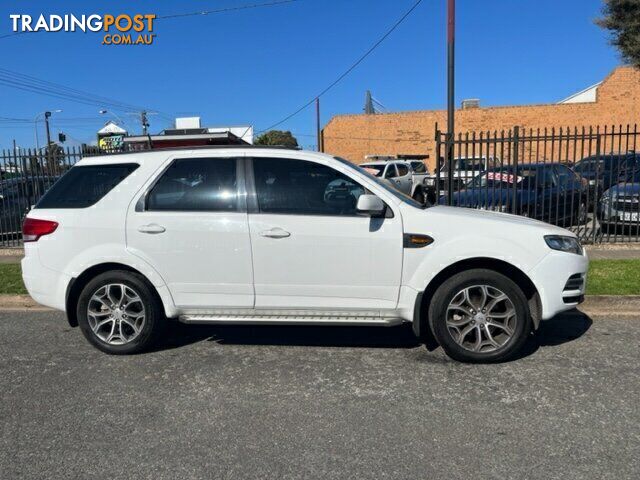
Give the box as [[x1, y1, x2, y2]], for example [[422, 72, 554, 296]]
[[22, 218, 59, 242]]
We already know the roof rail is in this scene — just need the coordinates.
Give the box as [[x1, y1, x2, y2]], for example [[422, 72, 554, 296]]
[[85, 144, 302, 158]]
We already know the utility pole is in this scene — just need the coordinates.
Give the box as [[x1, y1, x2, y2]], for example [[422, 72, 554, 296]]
[[140, 110, 149, 135], [364, 90, 375, 115], [315, 97, 321, 152], [446, 0, 456, 206]]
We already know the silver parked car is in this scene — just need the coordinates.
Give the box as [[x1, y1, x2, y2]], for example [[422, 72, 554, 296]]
[[598, 168, 640, 233]]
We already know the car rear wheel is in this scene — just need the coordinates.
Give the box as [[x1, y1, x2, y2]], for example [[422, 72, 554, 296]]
[[428, 269, 532, 363], [77, 270, 165, 354]]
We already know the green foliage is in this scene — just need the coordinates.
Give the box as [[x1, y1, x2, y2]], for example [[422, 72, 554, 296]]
[[597, 0, 640, 67], [254, 130, 299, 148]]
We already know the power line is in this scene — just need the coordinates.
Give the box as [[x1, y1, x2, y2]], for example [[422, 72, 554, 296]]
[[157, 0, 300, 20], [0, 68, 150, 112], [257, 0, 424, 133], [0, 68, 176, 132]]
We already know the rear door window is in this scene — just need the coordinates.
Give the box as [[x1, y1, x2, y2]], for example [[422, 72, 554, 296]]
[[397, 164, 409, 176], [147, 158, 238, 211], [36, 164, 139, 209]]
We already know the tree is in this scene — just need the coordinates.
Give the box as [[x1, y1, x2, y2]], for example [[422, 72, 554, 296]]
[[254, 130, 299, 148], [596, 0, 640, 67]]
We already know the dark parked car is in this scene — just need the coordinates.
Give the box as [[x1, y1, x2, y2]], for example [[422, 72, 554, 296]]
[[439, 163, 588, 227], [598, 168, 640, 233], [0, 176, 58, 239], [573, 152, 640, 205]]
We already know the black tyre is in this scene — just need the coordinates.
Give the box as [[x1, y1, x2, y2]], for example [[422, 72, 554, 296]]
[[428, 269, 532, 363], [412, 189, 426, 206], [77, 270, 165, 354]]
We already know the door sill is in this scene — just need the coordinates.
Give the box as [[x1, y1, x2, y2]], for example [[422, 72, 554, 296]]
[[179, 313, 404, 327]]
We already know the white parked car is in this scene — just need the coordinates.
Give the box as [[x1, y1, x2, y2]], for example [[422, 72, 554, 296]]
[[22, 147, 588, 362], [360, 160, 430, 204]]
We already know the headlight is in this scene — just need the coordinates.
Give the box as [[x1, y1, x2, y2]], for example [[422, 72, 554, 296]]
[[544, 235, 583, 255], [424, 178, 435, 186]]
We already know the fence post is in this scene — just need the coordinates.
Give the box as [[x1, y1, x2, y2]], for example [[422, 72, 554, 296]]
[[592, 132, 601, 244], [511, 126, 519, 214], [435, 124, 441, 204]]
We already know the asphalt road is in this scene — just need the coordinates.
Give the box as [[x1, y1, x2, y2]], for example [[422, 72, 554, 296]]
[[1, 311, 639, 480]]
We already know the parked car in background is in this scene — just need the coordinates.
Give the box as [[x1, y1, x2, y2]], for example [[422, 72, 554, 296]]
[[22, 147, 588, 363], [573, 152, 640, 205], [0, 176, 58, 240], [598, 167, 640, 233], [360, 159, 431, 204], [424, 156, 496, 200], [440, 163, 588, 227]]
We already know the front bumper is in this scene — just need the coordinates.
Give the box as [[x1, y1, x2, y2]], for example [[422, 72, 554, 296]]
[[528, 250, 589, 321], [598, 202, 640, 226]]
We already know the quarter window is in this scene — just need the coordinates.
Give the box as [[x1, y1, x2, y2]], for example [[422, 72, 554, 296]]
[[252, 157, 366, 216], [147, 158, 238, 211], [36, 164, 138, 209]]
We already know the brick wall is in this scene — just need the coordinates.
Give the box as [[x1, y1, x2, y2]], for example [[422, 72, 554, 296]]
[[322, 66, 640, 170]]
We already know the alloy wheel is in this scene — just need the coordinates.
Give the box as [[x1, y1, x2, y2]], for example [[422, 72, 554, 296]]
[[87, 284, 146, 345], [445, 285, 517, 353]]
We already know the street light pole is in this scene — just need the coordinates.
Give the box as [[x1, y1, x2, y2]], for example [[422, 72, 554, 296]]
[[44, 111, 52, 148], [34, 110, 62, 150], [446, 0, 455, 206]]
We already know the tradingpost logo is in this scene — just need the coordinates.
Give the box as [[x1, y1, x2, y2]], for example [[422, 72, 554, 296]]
[[9, 14, 157, 45]]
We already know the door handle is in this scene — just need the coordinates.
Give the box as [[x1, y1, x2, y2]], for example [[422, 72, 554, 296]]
[[138, 223, 166, 234], [259, 227, 291, 239]]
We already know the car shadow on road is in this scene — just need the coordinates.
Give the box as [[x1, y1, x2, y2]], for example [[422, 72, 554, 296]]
[[158, 322, 421, 351], [511, 310, 593, 361], [156, 309, 592, 359]]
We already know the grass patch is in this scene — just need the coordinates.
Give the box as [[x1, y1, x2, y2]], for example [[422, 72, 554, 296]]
[[0, 259, 638, 296], [586, 259, 640, 296], [0, 263, 27, 294]]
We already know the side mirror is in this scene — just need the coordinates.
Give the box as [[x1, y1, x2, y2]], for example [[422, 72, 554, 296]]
[[356, 194, 386, 217]]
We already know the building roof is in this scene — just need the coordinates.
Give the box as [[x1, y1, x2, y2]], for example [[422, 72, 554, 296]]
[[97, 121, 127, 135], [558, 82, 602, 104]]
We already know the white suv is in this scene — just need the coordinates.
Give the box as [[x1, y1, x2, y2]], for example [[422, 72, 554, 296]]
[[21, 147, 588, 362]]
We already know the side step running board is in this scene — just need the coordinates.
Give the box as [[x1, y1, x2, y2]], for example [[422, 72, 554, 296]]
[[179, 314, 404, 327]]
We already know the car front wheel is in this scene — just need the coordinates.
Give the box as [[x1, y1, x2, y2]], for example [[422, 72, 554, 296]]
[[428, 269, 532, 363], [77, 270, 165, 354]]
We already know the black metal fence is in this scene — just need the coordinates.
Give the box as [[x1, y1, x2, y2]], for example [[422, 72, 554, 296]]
[[435, 124, 640, 243], [2, 126, 640, 247], [0, 146, 93, 247]]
